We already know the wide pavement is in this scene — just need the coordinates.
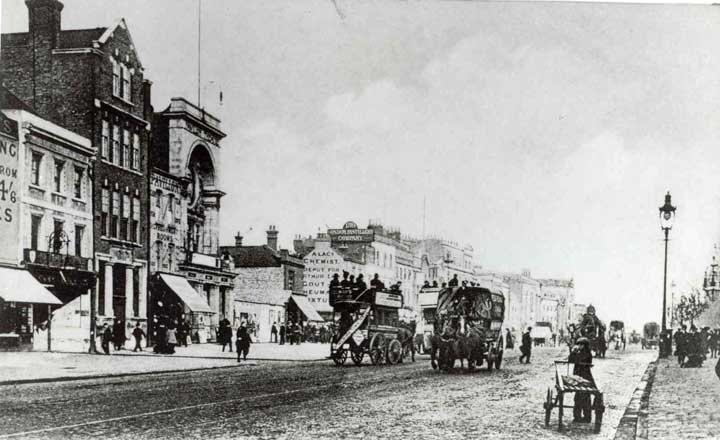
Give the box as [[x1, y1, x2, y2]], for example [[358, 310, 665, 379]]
[[0, 346, 654, 440], [647, 355, 720, 439]]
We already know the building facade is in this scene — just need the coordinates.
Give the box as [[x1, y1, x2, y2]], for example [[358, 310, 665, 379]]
[[0, 92, 94, 352], [1, 0, 152, 340], [221, 227, 319, 342], [149, 98, 235, 343]]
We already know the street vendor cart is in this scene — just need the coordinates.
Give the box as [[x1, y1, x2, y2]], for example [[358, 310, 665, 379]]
[[544, 361, 605, 433]]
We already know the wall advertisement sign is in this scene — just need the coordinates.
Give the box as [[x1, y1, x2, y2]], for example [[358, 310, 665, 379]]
[[302, 249, 343, 312], [0, 113, 19, 265]]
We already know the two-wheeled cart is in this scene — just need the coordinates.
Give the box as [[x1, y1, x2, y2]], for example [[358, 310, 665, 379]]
[[543, 361, 605, 433]]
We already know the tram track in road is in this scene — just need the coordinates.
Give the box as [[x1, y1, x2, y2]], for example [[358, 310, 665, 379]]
[[0, 359, 437, 438]]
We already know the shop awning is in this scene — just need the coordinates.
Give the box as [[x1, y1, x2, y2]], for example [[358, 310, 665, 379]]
[[290, 294, 324, 322], [158, 273, 214, 314], [0, 267, 62, 305]]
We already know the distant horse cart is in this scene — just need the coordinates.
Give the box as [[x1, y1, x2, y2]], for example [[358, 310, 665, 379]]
[[641, 322, 659, 349]]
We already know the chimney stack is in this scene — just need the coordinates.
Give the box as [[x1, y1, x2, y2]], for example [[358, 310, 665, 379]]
[[27, 0, 64, 49], [266, 225, 278, 251], [234, 232, 243, 247]]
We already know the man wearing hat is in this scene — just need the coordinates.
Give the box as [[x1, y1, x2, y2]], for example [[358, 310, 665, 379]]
[[569, 337, 595, 422], [519, 326, 532, 364]]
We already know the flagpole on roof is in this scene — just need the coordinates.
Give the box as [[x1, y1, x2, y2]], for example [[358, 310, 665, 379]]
[[197, 0, 202, 108]]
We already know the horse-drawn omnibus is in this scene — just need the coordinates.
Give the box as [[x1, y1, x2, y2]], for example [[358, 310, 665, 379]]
[[329, 285, 413, 366], [429, 286, 505, 372], [608, 320, 626, 350]]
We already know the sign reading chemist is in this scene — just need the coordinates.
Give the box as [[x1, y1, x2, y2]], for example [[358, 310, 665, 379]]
[[0, 112, 19, 265], [327, 221, 374, 244]]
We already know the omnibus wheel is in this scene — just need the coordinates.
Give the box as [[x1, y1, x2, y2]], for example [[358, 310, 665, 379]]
[[369, 334, 385, 366], [332, 349, 347, 366], [386, 339, 402, 365], [351, 350, 364, 365]]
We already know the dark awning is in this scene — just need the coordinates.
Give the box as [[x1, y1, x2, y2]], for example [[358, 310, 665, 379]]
[[290, 295, 324, 322], [158, 273, 214, 314]]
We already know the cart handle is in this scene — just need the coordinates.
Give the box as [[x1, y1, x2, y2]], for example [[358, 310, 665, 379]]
[[554, 360, 594, 367]]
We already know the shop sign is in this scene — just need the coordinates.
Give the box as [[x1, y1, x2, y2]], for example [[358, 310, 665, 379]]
[[375, 292, 403, 308], [328, 227, 374, 243], [302, 248, 343, 312], [0, 112, 19, 265]]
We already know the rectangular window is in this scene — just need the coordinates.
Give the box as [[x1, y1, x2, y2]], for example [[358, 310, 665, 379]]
[[74, 225, 84, 257], [166, 195, 174, 224], [112, 60, 121, 97], [122, 129, 130, 168], [73, 167, 83, 199], [52, 220, 63, 253], [121, 194, 130, 240], [30, 215, 41, 250], [30, 152, 42, 186], [53, 160, 64, 193], [122, 65, 131, 101], [132, 133, 140, 170], [101, 188, 109, 236], [132, 197, 140, 243], [112, 125, 120, 165], [101, 120, 109, 159], [112, 191, 120, 238]]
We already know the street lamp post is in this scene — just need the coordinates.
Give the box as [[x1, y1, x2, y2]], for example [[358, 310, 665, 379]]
[[658, 192, 676, 358]]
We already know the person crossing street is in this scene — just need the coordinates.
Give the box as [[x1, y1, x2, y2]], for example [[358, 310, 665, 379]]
[[519, 327, 532, 364]]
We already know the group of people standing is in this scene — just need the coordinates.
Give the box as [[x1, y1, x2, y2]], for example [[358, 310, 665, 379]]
[[674, 325, 720, 368], [329, 272, 403, 294], [218, 317, 252, 362]]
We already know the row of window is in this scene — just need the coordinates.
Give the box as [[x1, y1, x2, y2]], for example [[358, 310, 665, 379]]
[[101, 120, 140, 171], [29, 215, 86, 258], [153, 190, 183, 225], [30, 152, 86, 199], [100, 188, 141, 243]]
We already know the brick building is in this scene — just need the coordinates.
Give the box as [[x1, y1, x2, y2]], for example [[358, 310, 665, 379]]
[[1, 0, 152, 339], [221, 227, 319, 342], [149, 98, 235, 343]]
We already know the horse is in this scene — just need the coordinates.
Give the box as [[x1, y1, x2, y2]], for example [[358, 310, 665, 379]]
[[397, 321, 416, 362], [430, 327, 484, 372]]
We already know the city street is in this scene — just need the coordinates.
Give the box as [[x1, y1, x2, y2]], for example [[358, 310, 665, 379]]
[[0, 346, 654, 440]]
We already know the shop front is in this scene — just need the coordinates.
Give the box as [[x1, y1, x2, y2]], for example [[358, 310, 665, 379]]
[[0, 266, 62, 351], [150, 272, 215, 343], [287, 294, 324, 326]]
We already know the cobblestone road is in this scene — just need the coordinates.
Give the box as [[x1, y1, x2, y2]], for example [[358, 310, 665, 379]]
[[648, 356, 720, 440], [0, 346, 653, 440]]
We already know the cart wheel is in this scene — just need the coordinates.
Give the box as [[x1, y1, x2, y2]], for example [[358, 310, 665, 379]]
[[544, 388, 553, 427], [351, 350, 364, 366], [332, 349, 347, 366], [386, 339, 402, 365], [369, 334, 385, 366], [594, 393, 605, 433], [494, 351, 503, 370]]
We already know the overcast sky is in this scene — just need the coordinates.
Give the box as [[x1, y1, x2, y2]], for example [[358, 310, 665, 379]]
[[3, 0, 720, 329]]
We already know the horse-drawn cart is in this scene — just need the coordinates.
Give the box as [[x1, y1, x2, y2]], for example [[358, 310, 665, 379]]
[[329, 286, 412, 366], [544, 361, 605, 433]]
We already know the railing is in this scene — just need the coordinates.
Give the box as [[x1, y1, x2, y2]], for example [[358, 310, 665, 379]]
[[23, 248, 92, 270]]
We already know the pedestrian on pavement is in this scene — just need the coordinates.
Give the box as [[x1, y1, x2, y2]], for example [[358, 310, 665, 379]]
[[279, 323, 286, 345], [271, 322, 278, 343], [132, 322, 146, 352], [505, 328, 514, 350], [569, 337, 595, 423], [711, 329, 720, 358], [219, 316, 233, 352], [236, 323, 252, 362], [181, 320, 191, 347], [675, 325, 687, 367], [166, 324, 177, 355], [112, 318, 126, 351], [99, 323, 112, 355], [293, 322, 302, 345], [519, 327, 532, 364]]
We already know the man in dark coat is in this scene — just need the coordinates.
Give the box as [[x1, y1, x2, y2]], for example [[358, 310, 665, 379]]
[[340, 271, 351, 288], [112, 319, 126, 350], [519, 327, 532, 364], [279, 323, 286, 345], [569, 337, 595, 422], [236, 324, 252, 362], [354, 274, 367, 293], [675, 325, 687, 367], [271, 322, 278, 343], [219, 317, 232, 352], [329, 273, 341, 289], [448, 274, 459, 287], [132, 322, 146, 352], [99, 323, 112, 355], [371, 273, 385, 290]]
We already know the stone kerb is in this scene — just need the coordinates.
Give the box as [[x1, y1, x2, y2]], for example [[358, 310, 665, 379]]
[[614, 359, 658, 440]]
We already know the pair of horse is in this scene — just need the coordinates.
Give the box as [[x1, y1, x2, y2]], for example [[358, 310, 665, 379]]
[[429, 327, 488, 371]]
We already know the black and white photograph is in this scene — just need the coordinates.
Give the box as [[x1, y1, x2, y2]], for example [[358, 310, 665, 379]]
[[0, 0, 719, 438]]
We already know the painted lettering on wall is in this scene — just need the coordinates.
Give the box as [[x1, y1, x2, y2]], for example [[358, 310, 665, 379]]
[[0, 113, 19, 265]]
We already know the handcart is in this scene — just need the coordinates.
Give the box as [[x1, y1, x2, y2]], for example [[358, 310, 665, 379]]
[[543, 361, 605, 433]]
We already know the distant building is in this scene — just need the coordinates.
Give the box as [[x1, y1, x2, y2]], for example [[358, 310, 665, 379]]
[[536, 278, 575, 340], [221, 227, 320, 342]]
